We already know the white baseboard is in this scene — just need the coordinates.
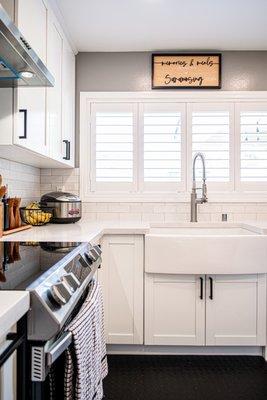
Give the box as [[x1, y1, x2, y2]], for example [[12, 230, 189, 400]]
[[107, 344, 264, 357]]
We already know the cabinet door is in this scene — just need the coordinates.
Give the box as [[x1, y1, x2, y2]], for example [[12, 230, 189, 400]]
[[61, 40, 75, 166], [46, 14, 63, 162], [145, 274, 205, 345], [14, 0, 48, 156], [0, 327, 16, 400], [1, 0, 15, 20], [15, 88, 47, 155], [98, 235, 143, 345], [206, 274, 266, 346], [16, 0, 47, 64]]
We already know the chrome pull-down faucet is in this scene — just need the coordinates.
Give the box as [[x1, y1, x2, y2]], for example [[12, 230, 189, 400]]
[[190, 152, 208, 222]]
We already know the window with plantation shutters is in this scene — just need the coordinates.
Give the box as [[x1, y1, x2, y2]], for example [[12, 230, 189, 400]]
[[238, 106, 267, 184], [82, 94, 267, 200], [188, 103, 234, 190], [141, 103, 186, 191], [90, 103, 137, 192]]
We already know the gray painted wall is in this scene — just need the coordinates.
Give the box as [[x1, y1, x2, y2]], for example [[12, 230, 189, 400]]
[[75, 51, 267, 163], [76, 51, 267, 92]]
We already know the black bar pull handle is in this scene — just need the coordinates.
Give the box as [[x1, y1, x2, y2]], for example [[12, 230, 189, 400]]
[[209, 277, 213, 300], [63, 140, 71, 160], [19, 109, 27, 139], [199, 277, 204, 300]]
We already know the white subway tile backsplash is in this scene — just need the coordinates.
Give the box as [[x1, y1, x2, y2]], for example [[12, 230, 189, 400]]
[[40, 175, 63, 184], [129, 203, 143, 213], [0, 157, 40, 205], [164, 213, 189, 222], [199, 203, 222, 213], [108, 203, 130, 212], [39, 168, 267, 223], [233, 213, 257, 222], [221, 203, 245, 213], [97, 212, 120, 221], [82, 212, 97, 221], [119, 212, 142, 222], [142, 213, 164, 223], [197, 213, 211, 222], [88, 203, 109, 212], [154, 204, 177, 214], [41, 168, 52, 176], [257, 214, 267, 221]]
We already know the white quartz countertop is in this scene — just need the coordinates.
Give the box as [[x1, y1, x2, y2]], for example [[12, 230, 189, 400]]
[[0, 220, 150, 243], [0, 291, 30, 338], [2, 220, 267, 243]]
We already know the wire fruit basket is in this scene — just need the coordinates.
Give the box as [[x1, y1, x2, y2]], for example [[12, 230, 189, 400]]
[[20, 207, 53, 226]]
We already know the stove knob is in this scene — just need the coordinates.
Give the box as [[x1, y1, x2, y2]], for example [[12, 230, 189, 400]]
[[85, 252, 95, 265], [93, 245, 102, 257], [87, 246, 101, 262], [50, 282, 73, 306], [79, 254, 92, 268], [61, 273, 80, 292]]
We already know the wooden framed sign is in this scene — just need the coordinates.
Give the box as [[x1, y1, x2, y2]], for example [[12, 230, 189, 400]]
[[152, 53, 221, 89]]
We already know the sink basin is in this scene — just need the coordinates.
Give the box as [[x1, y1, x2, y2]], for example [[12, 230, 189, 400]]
[[145, 223, 267, 275], [149, 226, 259, 236]]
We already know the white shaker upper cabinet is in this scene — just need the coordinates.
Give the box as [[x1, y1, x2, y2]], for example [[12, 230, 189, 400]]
[[46, 14, 63, 162], [16, 0, 47, 64], [1, 0, 15, 20], [14, 0, 48, 156], [61, 40, 75, 166]]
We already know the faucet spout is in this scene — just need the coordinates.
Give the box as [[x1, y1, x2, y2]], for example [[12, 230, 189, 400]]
[[192, 152, 206, 183], [190, 152, 208, 222]]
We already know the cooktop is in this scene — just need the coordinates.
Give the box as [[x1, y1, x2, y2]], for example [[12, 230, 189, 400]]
[[0, 241, 82, 291]]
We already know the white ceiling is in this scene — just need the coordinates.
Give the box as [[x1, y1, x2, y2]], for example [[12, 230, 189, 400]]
[[54, 0, 267, 52]]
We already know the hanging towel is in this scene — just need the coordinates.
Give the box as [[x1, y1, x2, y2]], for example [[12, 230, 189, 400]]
[[64, 279, 108, 400]]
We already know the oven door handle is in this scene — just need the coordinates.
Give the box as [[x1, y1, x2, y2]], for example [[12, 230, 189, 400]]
[[46, 331, 72, 366]]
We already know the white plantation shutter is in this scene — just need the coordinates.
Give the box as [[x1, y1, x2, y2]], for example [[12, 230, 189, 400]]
[[188, 103, 234, 190], [141, 103, 186, 191], [90, 103, 137, 192], [84, 95, 267, 199], [241, 111, 267, 181], [236, 103, 267, 190]]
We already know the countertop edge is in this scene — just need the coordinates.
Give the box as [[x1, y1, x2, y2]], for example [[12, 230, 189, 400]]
[[0, 292, 30, 339]]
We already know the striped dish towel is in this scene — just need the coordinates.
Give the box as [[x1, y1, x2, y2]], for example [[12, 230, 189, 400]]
[[64, 279, 108, 400]]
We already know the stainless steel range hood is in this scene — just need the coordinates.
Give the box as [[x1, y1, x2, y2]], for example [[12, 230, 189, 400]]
[[0, 4, 54, 87]]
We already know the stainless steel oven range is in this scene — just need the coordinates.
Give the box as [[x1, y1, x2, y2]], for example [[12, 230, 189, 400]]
[[0, 241, 102, 400]]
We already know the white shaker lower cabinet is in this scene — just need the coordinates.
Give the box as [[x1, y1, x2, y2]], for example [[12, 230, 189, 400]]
[[145, 274, 266, 347], [98, 235, 144, 345], [206, 274, 266, 346], [145, 274, 205, 346]]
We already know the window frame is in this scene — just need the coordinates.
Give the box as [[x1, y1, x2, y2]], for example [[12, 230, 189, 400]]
[[80, 91, 267, 203]]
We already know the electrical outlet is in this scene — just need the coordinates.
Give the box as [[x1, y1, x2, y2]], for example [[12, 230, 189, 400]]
[[56, 186, 65, 192]]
